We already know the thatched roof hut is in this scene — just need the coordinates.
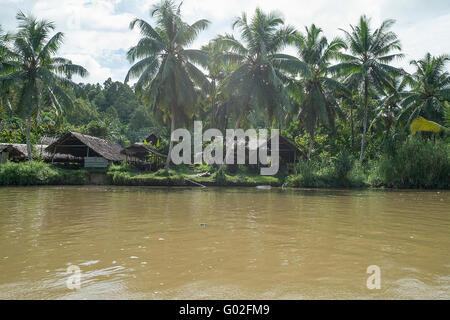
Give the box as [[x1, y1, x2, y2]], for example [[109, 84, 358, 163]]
[[0, 143, 78, 163], [45, 132, 125, 167], [0, 143, 29, 161], [122, 142, 167, 161], [0, 143, 48, 160], [255, 133, 305, 163]]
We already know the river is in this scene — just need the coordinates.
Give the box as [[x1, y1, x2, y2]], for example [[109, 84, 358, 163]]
[[0, 186, 449, 299]]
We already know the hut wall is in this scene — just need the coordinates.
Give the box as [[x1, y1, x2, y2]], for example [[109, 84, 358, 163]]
[[0, 151, 8, 164], [84, 157, 109, 168]]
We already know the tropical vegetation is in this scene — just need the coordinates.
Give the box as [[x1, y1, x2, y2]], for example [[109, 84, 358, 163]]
[[1, 0, 449, 189]]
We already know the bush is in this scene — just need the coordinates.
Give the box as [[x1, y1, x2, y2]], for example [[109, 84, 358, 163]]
[[214, 169, 227, 185], [284, 162, 326, 188], [369, 136, 450, 189], [332, 150, 354, 184], [284, 156, 366, 188], [0, 161, 85, 186], [108, 161, 137, 173]]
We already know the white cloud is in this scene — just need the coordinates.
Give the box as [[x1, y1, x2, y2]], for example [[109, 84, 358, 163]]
[[0, 0, 449, 83], [396, 13, 450, 73], [64, 54, 112, 84]]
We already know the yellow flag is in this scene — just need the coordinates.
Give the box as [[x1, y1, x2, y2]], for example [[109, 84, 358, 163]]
[[410, 117, 443, 135]]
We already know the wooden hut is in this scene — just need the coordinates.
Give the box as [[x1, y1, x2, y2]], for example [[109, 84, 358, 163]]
[[0, 143, 50, 162], [45, 132, 125, 168], [121, 142, 167, 171], [248, 133, 305, 164], [265, 133, 305, 163]]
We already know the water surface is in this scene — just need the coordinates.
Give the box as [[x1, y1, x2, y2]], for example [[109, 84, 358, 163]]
[[0, 186, 449, 299]]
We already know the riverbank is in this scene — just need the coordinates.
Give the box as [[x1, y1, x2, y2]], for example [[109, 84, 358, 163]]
[[1, 159, 448, 189]]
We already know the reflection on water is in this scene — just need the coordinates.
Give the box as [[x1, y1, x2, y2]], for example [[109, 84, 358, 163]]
[[0, 186, 449, 299]]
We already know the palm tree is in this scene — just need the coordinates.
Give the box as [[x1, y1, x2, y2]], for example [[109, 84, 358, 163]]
[[332, 15, 404, 163], [400, 53, 450, 125], [200, 40, 236, 129], [0, 25, 14, 115], [217, 8, 295, 129], [0, 25, 11, 69], [368, 75, 407, 134], [0, 12, 88, 160], [125, 0, 210, 168], [278, 24, 347, 160]]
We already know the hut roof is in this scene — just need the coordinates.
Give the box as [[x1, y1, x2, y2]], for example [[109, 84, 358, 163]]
[[39, 136, 58, 145], [121, 142, 167, 159], [258, 133, 306, 161], [0, 143, 78, 161], [0, 143, 80, 160], [0, 143, 46, 158], [45, 132, 126, 161]]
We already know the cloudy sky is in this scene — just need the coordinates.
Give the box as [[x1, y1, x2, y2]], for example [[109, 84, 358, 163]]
[[1, 0, 449, 84]]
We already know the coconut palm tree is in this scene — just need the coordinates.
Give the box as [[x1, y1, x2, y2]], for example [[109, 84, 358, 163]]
[[332, 15, 404, 163], [0, 25, 14, 115], [278, 24, 347, 160], [368, 75, 407, 134], [0, 25, 12, 69], [0, 12, 88, 160], [125, 0, 210, 168], [200, 40, 238, 129], [399, 53, 450, 125], [217, 8, 296, 129]]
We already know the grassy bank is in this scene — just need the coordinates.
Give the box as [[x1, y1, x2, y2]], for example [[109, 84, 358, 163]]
[[107, 163, 282, 187], [284, 137, 449, 189], [0, 161, 86, 186], [367, 137, 450, 189], [284, 151, 367, 188]]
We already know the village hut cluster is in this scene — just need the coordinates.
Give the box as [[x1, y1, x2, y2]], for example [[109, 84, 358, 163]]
[[1, 131, 302, 170], [0, 132, 166, 170]]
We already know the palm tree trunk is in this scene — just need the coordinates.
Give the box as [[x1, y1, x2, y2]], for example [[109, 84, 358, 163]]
[[210, 80, 216, 129], [360, 79, 368, 164], [165, 109, 176, 169], [350, 105, 354, 149], [25, 116, 33, 161], [219, 106, 246, 172], [307, 126, 315, 161]]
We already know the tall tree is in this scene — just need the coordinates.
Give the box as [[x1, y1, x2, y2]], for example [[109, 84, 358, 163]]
[[125, 0, 210, 168], [217, 8, 295, 129], [0, 12, 88, 160], [369, 74, 407, 134], [0, 25, 14, 116], [279, 24, 347, 160], [332, 15, 404, 163], [400, 53, 450, 124], [200, 40, 236, 129]]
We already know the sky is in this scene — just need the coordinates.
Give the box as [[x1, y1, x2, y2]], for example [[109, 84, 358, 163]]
[[1, 0, 449, 84]]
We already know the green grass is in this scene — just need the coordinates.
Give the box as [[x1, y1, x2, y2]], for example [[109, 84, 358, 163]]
[[367, 137, 450, 189], [0, 161, 86, 186], [107, 162, 283, 186], [283, 154, 366, 189]]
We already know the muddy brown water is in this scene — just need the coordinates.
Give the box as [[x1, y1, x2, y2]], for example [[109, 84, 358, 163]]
[[0, 186, 449, 299]]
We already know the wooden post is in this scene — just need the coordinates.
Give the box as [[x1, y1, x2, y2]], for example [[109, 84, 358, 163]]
[[51, 146, 57, 164]]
